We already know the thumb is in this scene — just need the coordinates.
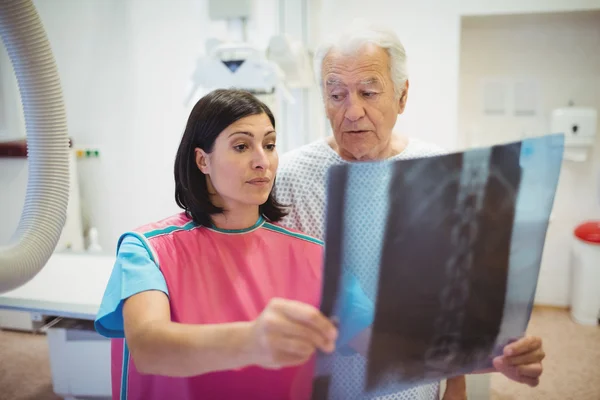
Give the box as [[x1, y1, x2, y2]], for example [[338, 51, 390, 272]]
[[493, 356, 517, 376], [493, 356, 506, 371]]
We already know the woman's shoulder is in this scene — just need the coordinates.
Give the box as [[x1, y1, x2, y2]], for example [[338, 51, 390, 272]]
[[116, 212, 202, 254], [131, 212, 196, 237]]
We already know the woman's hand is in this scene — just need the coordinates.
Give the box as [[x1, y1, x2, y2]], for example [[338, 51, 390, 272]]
[[249, 298, 338, 369]]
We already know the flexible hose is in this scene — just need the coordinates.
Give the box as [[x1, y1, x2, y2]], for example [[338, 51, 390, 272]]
[[0, 0, 69, 293]]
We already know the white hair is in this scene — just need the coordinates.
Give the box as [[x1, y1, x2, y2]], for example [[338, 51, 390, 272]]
[[313, 20, 409, 98]]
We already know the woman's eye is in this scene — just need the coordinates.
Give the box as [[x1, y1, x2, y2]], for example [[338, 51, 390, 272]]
[[265, 143, 276, 151], [234, 144, 248, 152]]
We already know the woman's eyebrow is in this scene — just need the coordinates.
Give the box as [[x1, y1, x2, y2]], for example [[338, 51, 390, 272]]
[[228, 131, 253, 138]]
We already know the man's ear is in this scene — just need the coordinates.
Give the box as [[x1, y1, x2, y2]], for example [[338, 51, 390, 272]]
[[195, 148, 210, 174], [398, 79, 409, 114]]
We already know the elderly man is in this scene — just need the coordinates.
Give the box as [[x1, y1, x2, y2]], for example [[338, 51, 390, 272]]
[[273, 24, 545, 400]]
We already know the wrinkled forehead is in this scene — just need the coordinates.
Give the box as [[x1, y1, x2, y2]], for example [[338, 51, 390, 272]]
[[321, 44, 392, 87]]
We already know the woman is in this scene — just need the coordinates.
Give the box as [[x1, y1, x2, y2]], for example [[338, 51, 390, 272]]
[[94, 89, 373, 400]]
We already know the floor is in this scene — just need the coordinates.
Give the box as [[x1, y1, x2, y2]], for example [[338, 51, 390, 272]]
[[0, 308, 598, 400], [488, 307, 600, 400]]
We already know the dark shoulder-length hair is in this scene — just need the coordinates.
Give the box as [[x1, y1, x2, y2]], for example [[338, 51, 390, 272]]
[[174, 88, 288, 227]]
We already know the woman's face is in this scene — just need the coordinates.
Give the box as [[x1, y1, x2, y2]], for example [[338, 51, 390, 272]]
[[195, 113, 278, 212]]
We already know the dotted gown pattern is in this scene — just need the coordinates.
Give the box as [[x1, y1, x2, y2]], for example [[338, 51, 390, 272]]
[[273, 138, 447, 400]]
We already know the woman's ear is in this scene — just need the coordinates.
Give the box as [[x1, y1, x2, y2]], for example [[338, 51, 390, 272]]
[[195, 148, 210, 174]]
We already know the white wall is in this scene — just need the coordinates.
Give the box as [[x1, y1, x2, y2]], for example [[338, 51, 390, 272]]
[[309, 0, 600, 152], [0, 0, 278, 252], [460, 0, 600, 16], [2, 0, 599, 261], [458, 11, 600, 306]]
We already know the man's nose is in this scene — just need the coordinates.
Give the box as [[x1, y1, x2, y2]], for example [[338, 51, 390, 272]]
[[344, 95, 366, 122]]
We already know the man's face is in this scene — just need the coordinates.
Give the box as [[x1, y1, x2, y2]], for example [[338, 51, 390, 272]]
[[322, 44, 408, 161]]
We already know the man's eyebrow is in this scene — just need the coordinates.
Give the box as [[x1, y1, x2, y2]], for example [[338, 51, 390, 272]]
[[325, 77, 382, 87], [359, 77, 382, 85], [325, 77, 344, 86]]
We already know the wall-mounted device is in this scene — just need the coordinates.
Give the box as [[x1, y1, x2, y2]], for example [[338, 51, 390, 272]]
[[551, 107, 597, 162]]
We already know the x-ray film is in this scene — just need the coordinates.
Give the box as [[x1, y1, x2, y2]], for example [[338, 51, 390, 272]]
[[312, 134, 564, 399]]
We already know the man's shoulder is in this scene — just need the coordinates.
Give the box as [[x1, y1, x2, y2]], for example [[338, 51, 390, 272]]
[[398, 138, 449, 159], [279, 138, 333, 175]]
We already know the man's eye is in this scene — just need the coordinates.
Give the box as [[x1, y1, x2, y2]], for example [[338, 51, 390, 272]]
[[363, 92, 376, 98], [331, 94, 344, 101]]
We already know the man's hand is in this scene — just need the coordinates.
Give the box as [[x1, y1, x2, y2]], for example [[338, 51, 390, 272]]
[[442, 375, 467, 400], [493, 336, 545, 387]]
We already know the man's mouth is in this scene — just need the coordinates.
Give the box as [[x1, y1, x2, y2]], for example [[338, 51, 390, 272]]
[[346, 130, 370, 134]]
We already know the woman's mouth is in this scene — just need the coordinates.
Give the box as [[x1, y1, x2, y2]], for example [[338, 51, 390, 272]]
[[247, 177, 271, 186]]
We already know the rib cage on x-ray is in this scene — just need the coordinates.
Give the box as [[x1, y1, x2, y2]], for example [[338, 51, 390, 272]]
[[312, 134, 564, 400]]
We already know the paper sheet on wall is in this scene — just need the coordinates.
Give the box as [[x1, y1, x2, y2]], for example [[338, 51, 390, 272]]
[[312, 134, 564, 399]]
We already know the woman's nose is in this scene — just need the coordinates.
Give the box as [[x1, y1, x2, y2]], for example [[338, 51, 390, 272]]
[[252, 149, 269, 170]]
